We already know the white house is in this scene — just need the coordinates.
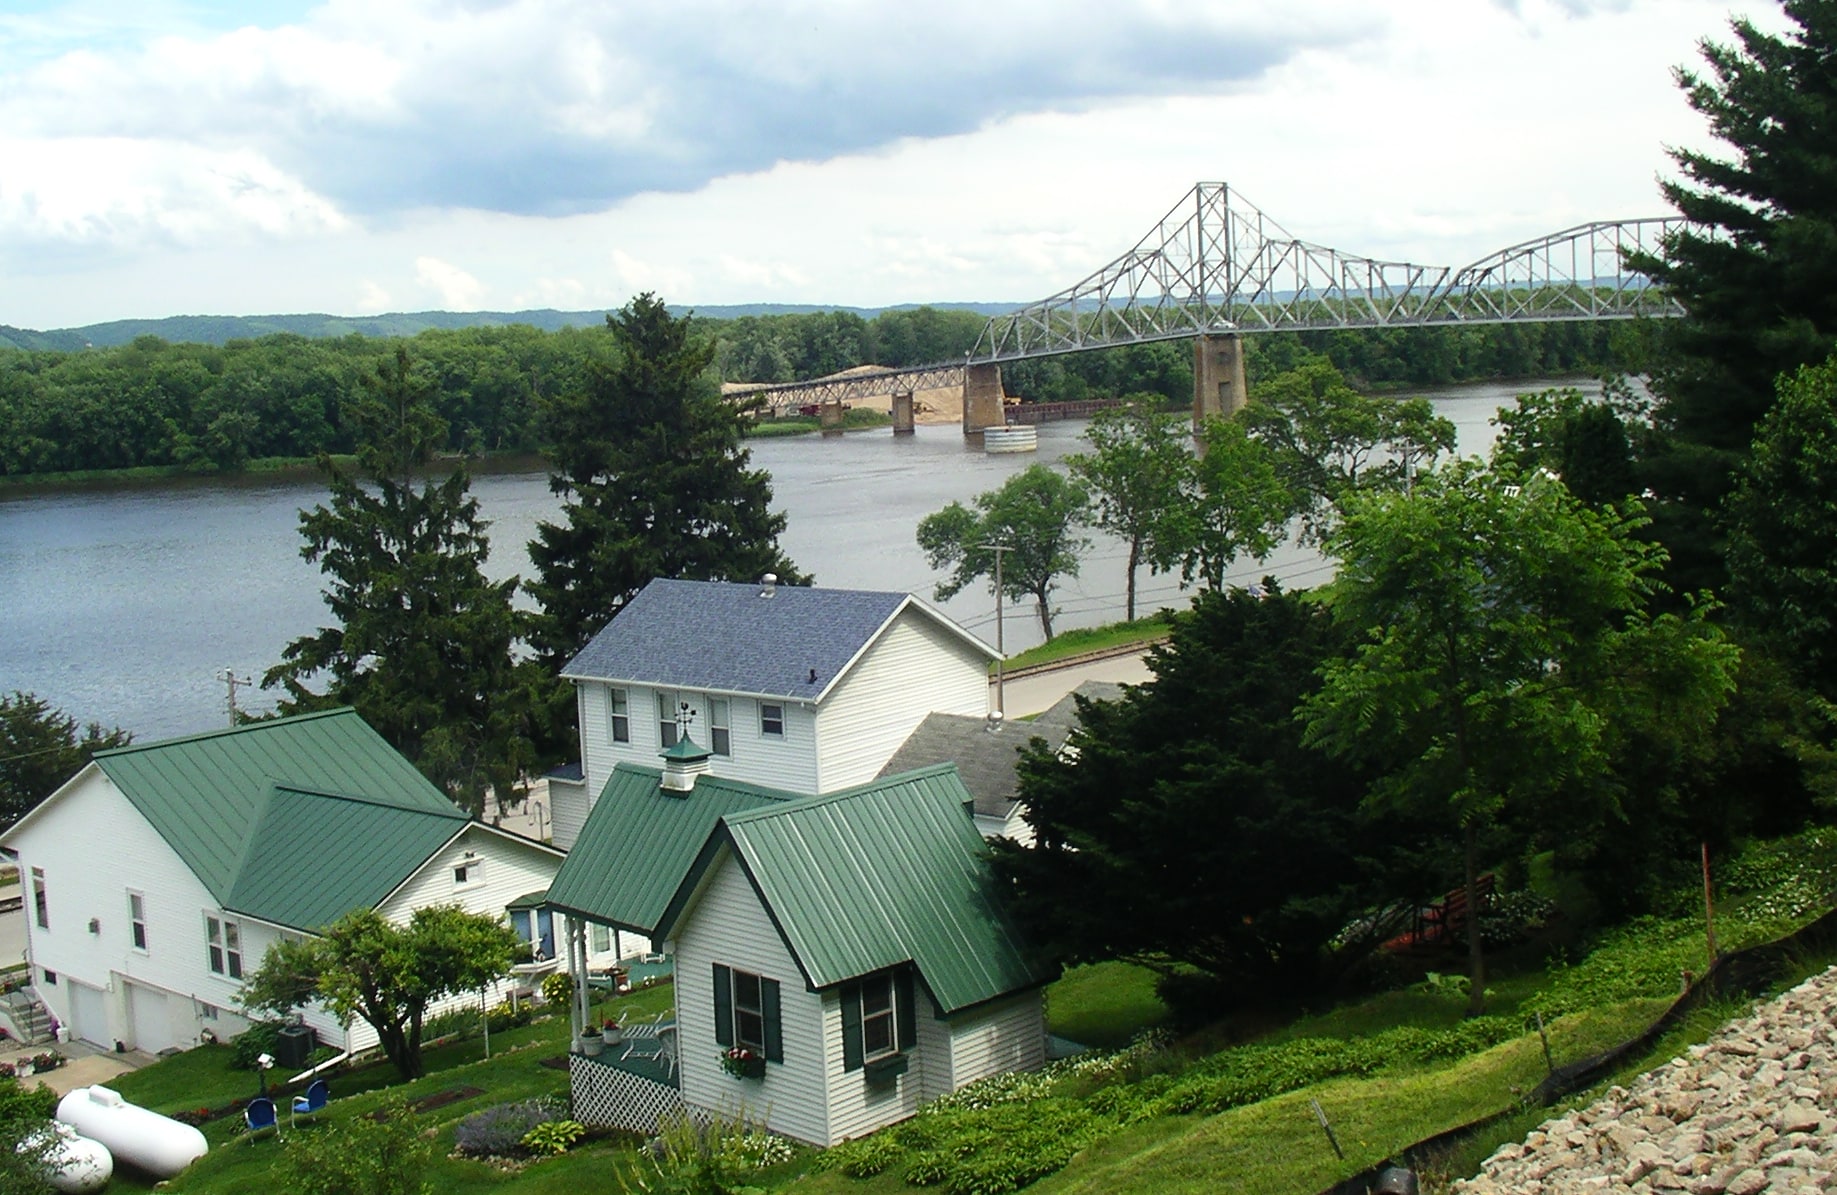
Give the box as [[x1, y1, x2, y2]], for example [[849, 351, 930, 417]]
[[0, 709, 575, 1058], [547, 745, 1055, 1146], [549, 577, 999, 849]]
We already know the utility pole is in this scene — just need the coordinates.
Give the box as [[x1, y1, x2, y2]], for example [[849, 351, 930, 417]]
[[980, 543, 1011, 716], [215, 668, 251, 727]]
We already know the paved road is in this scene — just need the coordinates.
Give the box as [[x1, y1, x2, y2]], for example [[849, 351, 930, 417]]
[[992, 649, 1153, 718]]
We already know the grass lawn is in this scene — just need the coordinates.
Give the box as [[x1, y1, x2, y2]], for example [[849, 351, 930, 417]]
[[1000, 617, 1172, 674], [1045, 962, 1167, 1050]]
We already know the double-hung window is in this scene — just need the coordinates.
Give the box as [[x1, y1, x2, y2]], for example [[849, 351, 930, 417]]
[[712, 964, 782, 1062], [841, 968, 916, 1074], [759, 703, 785, 738], [30, 868, 47, 930], [709, 698, 731, 756], [128, 891, 148, 951], [608, 687, 630, 744], [657, 692, 679, 749], [206, 915, 242, 979]]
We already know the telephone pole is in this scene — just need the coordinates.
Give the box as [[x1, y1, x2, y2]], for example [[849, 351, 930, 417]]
[[980, 543, 1011, 716], [216, 668, 251, 727]]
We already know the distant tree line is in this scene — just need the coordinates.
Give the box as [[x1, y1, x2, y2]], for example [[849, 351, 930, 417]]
[[1, 303, 1643, 480]]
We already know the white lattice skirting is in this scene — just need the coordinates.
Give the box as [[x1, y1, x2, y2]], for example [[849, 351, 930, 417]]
[[570, 1052, 686, 1134]]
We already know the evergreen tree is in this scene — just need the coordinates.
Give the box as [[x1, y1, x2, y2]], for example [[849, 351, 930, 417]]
[[0, 693, 130, 829], [1626, 2, 1837, 587], [263, 347, 530, 817], [527, 295, 804, 667]]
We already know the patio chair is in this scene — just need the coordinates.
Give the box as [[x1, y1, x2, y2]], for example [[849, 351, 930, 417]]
[[291, 1078, 329, 1128], [244, 1096, 280, 1140]]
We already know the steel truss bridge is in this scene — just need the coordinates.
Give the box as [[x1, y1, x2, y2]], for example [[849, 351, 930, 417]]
[[733, 182, 1682, 411]]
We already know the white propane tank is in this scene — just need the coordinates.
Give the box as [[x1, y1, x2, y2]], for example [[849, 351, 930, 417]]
[[55, 1086, 206, 1179], [25, 1121, 113, 1193]]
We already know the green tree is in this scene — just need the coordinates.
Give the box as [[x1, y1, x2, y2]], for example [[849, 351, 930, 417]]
[[1491, 386, 1642, 507], [1300, 462, 1738, 1015], [1065, 400, 1193, 620], [917, 464, 1089, 641], [273, 1097, 434, 1195], [0, 693, 131, 830], [262, 347, 530, 818], [1725, 354, 1837, 695], [991, 586, 1440, 1011], [1626, 2, 1837, 589], [527, 294, 804, 668], [1179, 417, 1292, 590], [241, 905, 522, 1082], [1239, 357, 1455, 544]]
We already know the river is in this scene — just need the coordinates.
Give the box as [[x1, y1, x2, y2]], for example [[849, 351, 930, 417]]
[[0, 378, 1585, 741]]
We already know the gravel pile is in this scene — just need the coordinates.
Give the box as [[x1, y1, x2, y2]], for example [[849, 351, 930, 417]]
[[1453, 967, 1837, 1194]]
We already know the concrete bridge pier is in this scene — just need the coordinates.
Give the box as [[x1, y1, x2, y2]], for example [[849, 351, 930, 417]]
[[891, 391, 916, 436], [820, 397, 847, 436], [963, 363, 1006, 436], [1193, 333, 1248, 428]]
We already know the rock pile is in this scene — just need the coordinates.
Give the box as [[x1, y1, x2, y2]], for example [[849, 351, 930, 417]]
[[1453, 967, 1837, 1194]]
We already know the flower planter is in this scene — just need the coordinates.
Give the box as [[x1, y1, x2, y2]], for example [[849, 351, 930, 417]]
[[600, 1027, 623, 1047], [728, 1057, 765, 1080], [577, 1033, 604, 1058], [864, 1054, 908, 1085]]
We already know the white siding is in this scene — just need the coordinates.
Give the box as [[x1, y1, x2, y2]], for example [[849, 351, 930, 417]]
[[4, 769, 254, 1054], [548, 776, 590, 852], [946, 991, 1047, 1089], [820, 985, 926, 1144], [911, 986, 955, 1104], [674, 850, 829, 1146], [582, 681, 820, 796], [815, 610, 991, 791]]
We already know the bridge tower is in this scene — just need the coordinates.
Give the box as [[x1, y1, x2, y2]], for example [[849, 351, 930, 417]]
[[962, 363, 1006, 436], [1193, 333, 1247, 427]]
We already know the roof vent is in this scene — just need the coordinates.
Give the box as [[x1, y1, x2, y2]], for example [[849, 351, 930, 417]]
[[807, 667, 818, 685], [986, 710, 1005, 733], [760, 573, 778, 598]]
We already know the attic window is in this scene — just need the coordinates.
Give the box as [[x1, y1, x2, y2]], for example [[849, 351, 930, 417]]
[[760, 703, 784, 738], [455, 860, 482, 887]]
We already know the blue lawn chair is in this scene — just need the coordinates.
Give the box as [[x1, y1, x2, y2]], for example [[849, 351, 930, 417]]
[[291, 1078, 329, 1128], [244, 1096, 280, 1140]]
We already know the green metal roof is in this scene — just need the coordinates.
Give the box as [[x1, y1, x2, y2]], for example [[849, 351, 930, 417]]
[[670, 764, 1055, 1014], [91, 709, 466, 930], [544, 763, 796, 934]]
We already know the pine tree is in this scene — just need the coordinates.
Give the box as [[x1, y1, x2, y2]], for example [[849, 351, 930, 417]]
[[527, 294, 804, 666], [263, 347, 530, 817]]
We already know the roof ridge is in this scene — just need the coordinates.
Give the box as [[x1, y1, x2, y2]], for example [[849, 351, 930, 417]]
[[269, 783, 468, 819], [95, 707, 354, 759], [610, 761, 803, 804]]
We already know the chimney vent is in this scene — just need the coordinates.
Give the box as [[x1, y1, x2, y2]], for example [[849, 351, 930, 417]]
[[760, 573, 778, 598], [986, 710, 1005, 733]]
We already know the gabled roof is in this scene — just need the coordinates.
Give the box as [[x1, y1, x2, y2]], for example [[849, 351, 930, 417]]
[[560, 578, 996, 702], [664, 764, 1055, 1015], [24, 708, 468, 932], [543, 763, 800, 934], [878, 682, 1124, 821]]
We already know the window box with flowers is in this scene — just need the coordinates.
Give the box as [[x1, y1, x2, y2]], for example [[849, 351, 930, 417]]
[[719, 1046, 765, 1080]]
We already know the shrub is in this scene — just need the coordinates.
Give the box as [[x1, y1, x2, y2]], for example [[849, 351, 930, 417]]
[[520, 1119, 586, 1155], [418, 1007, 477, 1043], [484, 1000, 533, 1034], [454, 1098, 564, 1158], [541, 972, 574, 1008], [274, 1098, 434, 1195], [232, 1019, 288, 1071], [629, 1110, 782, 1193]]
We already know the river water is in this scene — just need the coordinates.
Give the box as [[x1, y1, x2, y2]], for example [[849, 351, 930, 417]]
[[0, 378, 1583, 740]]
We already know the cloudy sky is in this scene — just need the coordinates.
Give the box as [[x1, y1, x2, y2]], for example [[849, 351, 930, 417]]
[[0, 0, 1786, 329]]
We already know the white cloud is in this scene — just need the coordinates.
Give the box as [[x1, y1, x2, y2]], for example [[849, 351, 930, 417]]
[[354, 280, 391, 313], [414, 256, 486, 309]]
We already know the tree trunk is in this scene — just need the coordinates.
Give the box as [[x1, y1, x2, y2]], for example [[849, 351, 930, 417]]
[[1125, 538, 1141, 622], [378, 1020, 424, 1080], [1464, 820, 1486, 1018], [1035, 591, 1055, 641]]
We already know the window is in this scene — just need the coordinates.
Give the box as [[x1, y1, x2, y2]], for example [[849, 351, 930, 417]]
[[509, 907, 555, 961], [712, 964, 782, 1063], [657, 692, 679, 749], [590, 923, 612, 954], [454, 858, 482, 887], [709, 697, 731, 756], [842, 968, 916, 1073], [41, 970, 55, 986], [760, 703, 785, 738], [198, 1002, 219, 1021], [608, 687, 630, 744], [206, 915, 242, 980], [30, 868, 47, 930], [128, 891, 147, 951]]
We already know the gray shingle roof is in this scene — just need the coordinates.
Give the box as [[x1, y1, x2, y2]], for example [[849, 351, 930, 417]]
[[560, 578, 993, 701], [878, 682, 1124, 821]]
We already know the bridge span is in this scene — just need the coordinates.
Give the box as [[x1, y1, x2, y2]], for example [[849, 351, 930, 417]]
[[730, 182, 1683, 436]]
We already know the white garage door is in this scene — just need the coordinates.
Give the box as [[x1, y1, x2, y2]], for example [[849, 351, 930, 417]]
[[127, 983, 171, 1053], [69, 981, 109, 1049]]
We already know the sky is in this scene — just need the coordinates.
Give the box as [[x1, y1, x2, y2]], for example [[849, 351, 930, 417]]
[[0, 0, 1789, 330]]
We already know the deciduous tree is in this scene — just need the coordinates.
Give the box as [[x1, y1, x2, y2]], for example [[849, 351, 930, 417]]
[[1300, 462, 1738, 1015], [917, 464, 1089, 641], [242, 905, 522, 1082], [1065, 400, 1193, 620]]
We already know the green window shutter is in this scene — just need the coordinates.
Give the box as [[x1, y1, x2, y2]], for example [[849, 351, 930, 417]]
[[895, 968, 917, 1052], [763, 977, 783, 1063], [840, 980, 863, 1072], [713, 964, 733, 1048]]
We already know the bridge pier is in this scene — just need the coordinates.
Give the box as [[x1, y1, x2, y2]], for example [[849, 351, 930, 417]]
[[820, 397, 846, 436], [1193, 333, 1248, 428], [891, 391, 915, 436], [963, 364, 1006, 436]]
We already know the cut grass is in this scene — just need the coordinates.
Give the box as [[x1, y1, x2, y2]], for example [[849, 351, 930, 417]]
[[999, 617, 1173, 674], [1046, 962, 1167, 1050]]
